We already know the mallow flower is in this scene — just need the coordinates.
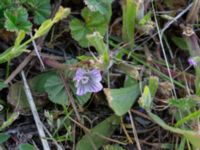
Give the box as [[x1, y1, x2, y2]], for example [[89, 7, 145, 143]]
[[74, 68, 103, 96]]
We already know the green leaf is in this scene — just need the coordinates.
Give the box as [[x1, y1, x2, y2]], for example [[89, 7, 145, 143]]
[[117, 63, 140, 80], [34, 7, 70, 38], [44, 73, 91, 106], [124, 76, 138, 87], [69, 19, 88, 47], [140, 86, 200, 149], [0, 0, 14, 8], [0, 133, 10, 144], [0, 112, 19, 131], [87, 32, 109, 68], [26, 0, 51, 24], [75, 93, 91, 105], [69, 83, 91, 105], [195, 67, 200, 96], [147, 110, 200, 149], [34, 19, 52, 38], [0, 7, 70, 64], [84, 0, 113, 15], [76, 115, 120, 150], [169, 98, 195, 111], [0, 82, 7, 90], [19, 0, 28, 3], [69, 7, 108, 47], [0, 45, 27, 63], [44, 74, 68, 105], [184, 132, 200, 149], [14, 30, 26, 46], [138, 11, 152, 25], [175, 109, 200, 127], [30, 71, 57, 93], [8, 82, 29, 111], [104, 83, 140, 116], [7, 74, 51, 112], [178, 138, 186, 150], [7, 72, 57, 113], [160, 143, 174, 149], [19, 143, 35, 150], [148, 76, 159, 98], [53, 6, 71, 23], [87, 32, 108, 55], [122, 0, 137, 48], [138, 86, 152, 110], [4, 7, 32, 32], [171, 36, 188, 50], [139, 77, 158, 110], [0, 0, 14, 28]]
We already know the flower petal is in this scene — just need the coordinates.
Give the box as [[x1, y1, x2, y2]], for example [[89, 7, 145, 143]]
[[87, 81, 103, 93], [89, 69, 102, 82], [74, 68, 86, 81], [74, 68, 103, 95], [76, 85, 87, 96]]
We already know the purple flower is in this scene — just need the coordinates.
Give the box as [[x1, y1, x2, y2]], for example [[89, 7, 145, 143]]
[[188, 57, 197, 66], [74, 68, 103, 96]]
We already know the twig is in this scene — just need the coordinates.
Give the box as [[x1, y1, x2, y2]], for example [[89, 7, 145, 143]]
[[29, 52, 65, 61], [160, 3, 193, 34], [59, 73, 98, 150], [72, 124, 76, 150], [120, 117, 133, 144], [131, 109, 152, 121], [59, 73, 81, 121], [186, 0, 200, 24], [152, 1, 177, 98], [128, 111, 142, 150], [4, 52, 34, 84], [21, 70, 50, 150], [42, 124, 63, 150], [30, 32, 46, 70], [4, 51, 66, 84]]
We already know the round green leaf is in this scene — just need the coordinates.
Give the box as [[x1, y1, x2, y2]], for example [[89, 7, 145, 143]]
[[69, 7, 108, 47], [19, 143, 35, 150], [4, 7, 32, 32], [44, 74, 68, 105]]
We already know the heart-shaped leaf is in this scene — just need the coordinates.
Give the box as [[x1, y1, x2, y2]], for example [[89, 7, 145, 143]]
[[104, 82, 140, 116]]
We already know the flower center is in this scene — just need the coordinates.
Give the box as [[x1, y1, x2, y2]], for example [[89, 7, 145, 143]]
[[81, 76, 89, 84]]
